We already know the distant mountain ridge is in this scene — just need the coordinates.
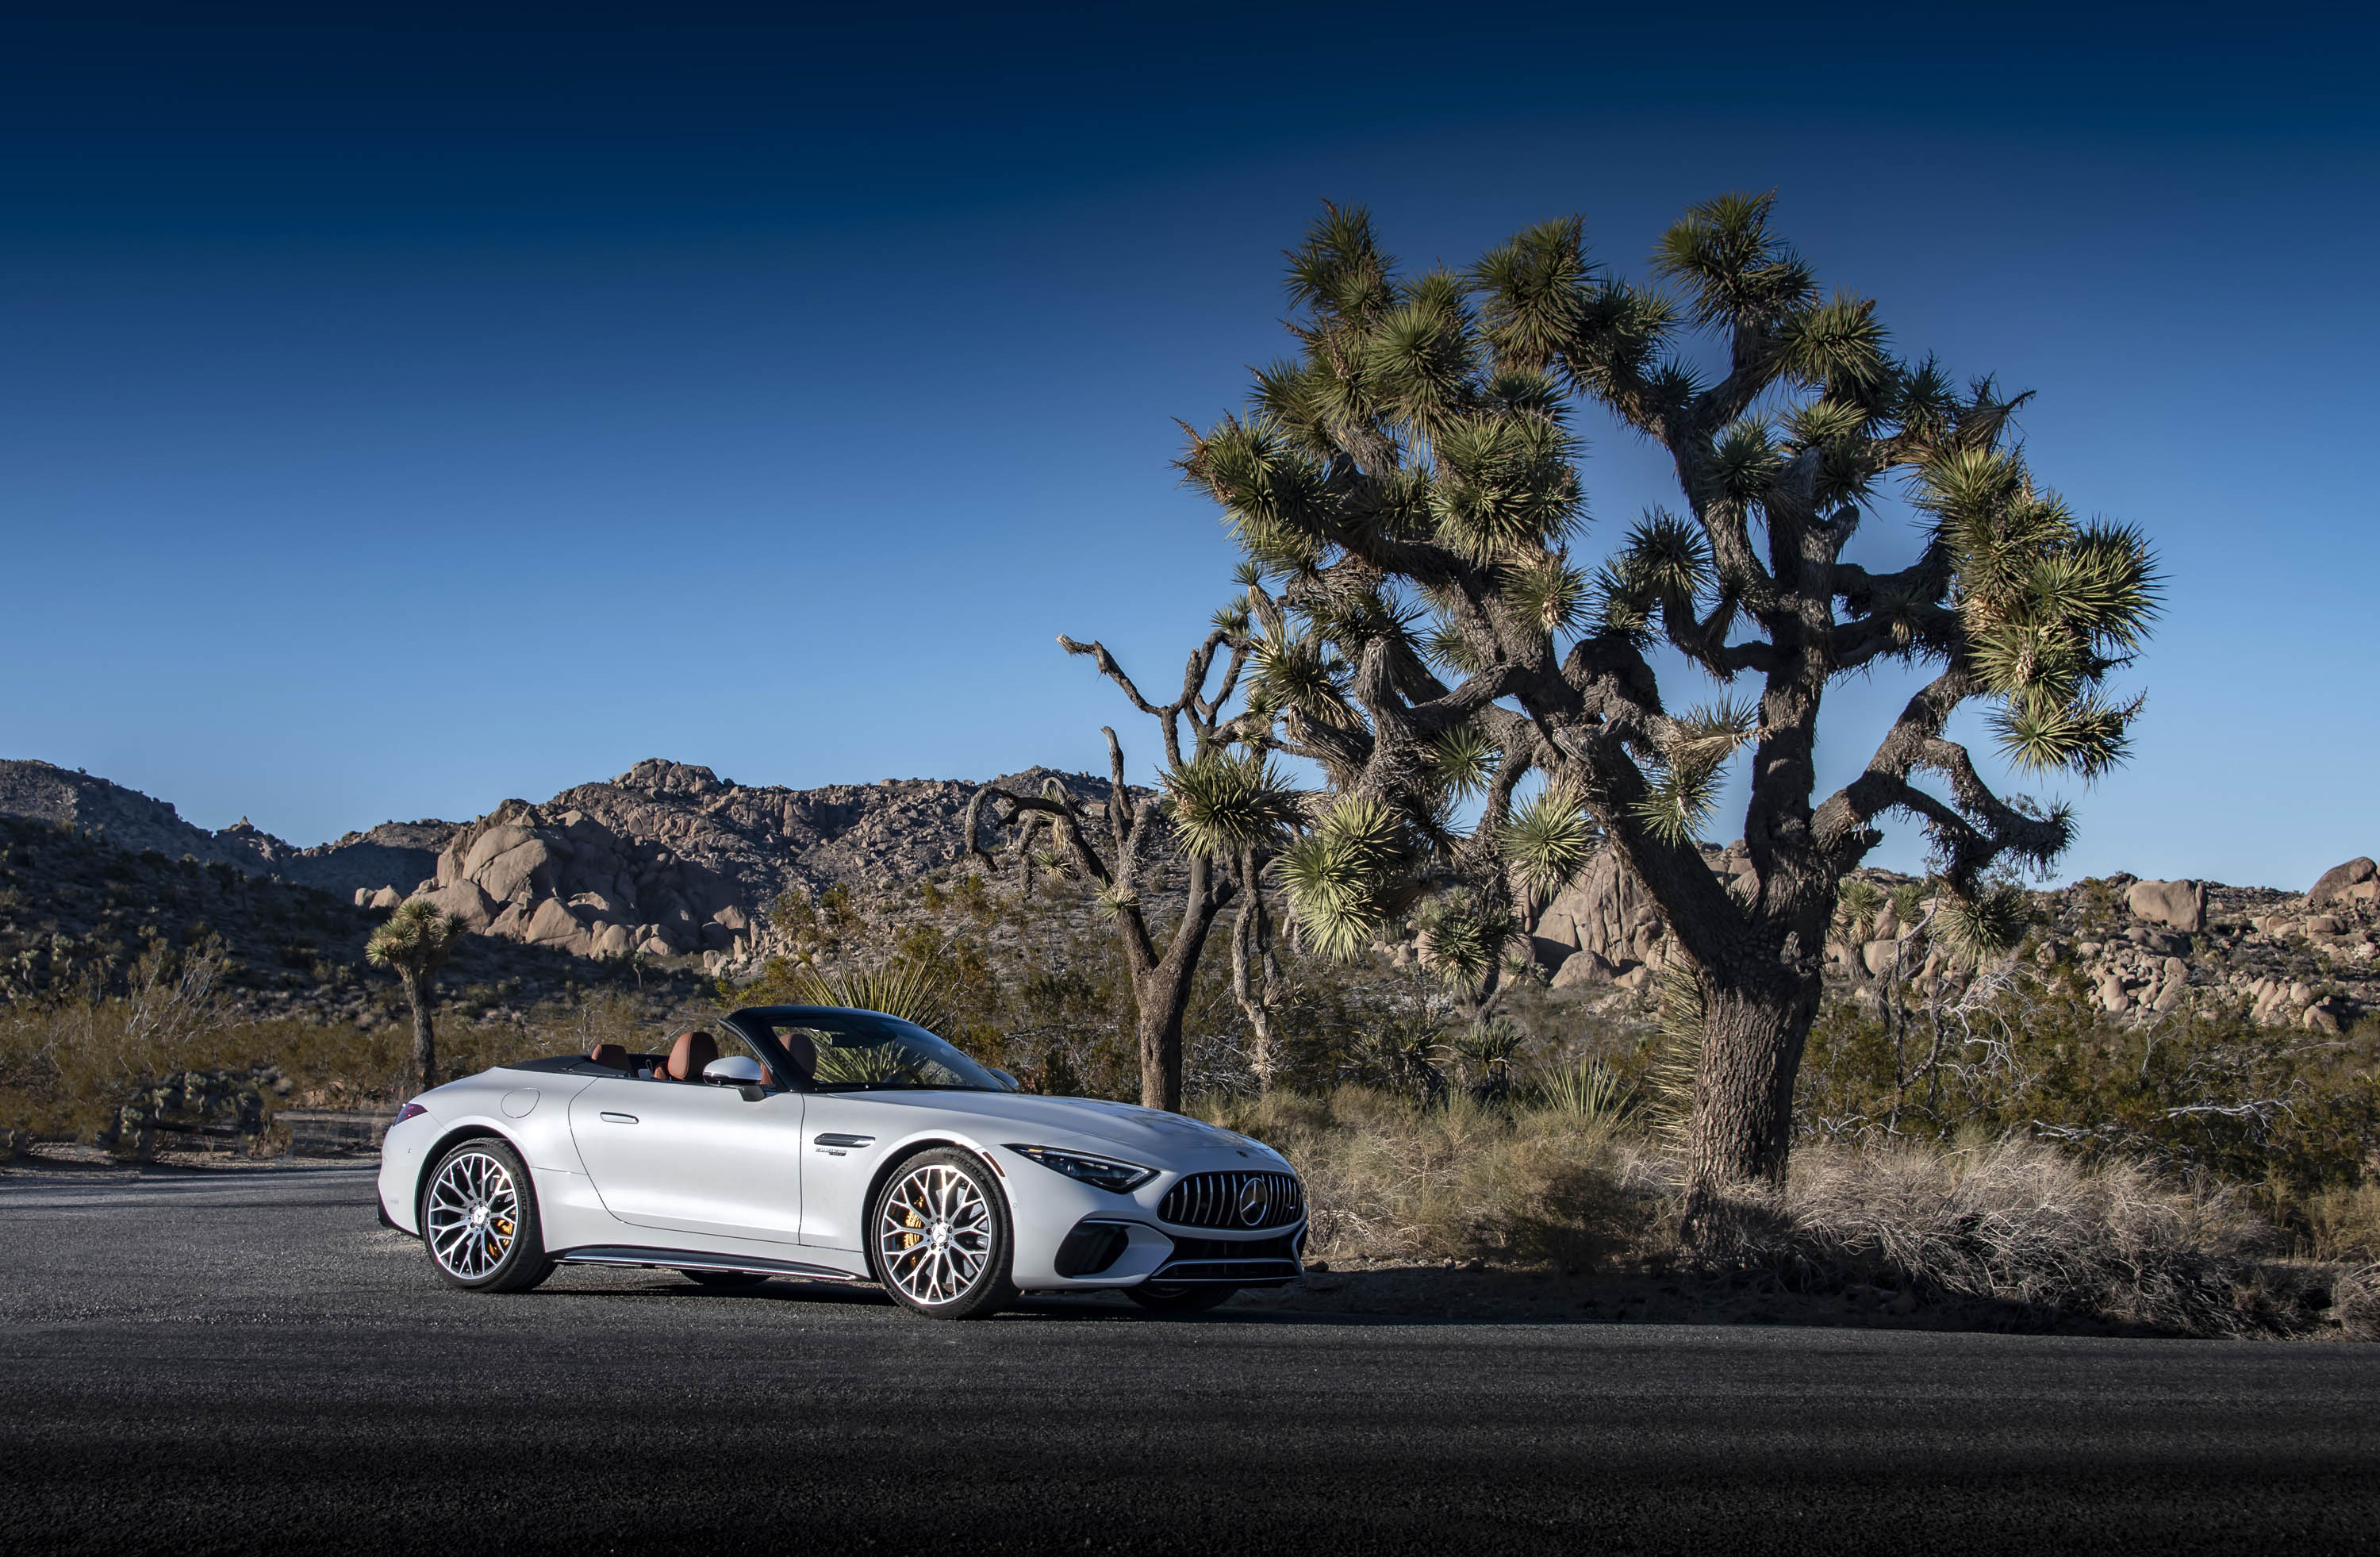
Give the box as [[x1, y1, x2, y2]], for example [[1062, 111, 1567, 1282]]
[[9, 755, 2374, 1033], [0, 759, 458, 898], [0, 757, 1114, 960]]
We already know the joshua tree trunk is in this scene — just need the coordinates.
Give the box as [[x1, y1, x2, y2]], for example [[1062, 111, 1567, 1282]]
[[1681, 971, 1820, 1189], [1229, 867, 1283, 1094], [401, 970, 437, 1094], [1130, 867, 1234, 1111]]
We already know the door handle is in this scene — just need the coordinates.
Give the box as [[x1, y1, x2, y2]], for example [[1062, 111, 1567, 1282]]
[[599, 1112, 639, 1124]]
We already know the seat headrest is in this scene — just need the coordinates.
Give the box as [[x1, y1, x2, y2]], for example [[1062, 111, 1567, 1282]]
[[777, 1027, 816, 1085], [588, 1043, 631, 1073], [662, 1028, 720, 1082]]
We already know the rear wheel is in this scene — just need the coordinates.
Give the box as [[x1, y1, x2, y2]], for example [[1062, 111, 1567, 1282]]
[[421, 1139, 552, 1293], [681, 1270, 770, 1290], [869, 1148, 1016, 1321], [1126, 1283, 1239, 1313]]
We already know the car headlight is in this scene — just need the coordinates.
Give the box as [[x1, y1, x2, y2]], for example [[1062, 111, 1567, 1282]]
[[1003, 1144, 1156, 1194]]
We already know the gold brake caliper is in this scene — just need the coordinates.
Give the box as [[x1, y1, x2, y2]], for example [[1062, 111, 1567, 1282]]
[[902, 1207, 924, 1251]]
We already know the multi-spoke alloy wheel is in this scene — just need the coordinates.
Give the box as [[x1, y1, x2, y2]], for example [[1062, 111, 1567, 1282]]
[[869, 1149, 1015, 1320], [420, 1138, 552, 1293]]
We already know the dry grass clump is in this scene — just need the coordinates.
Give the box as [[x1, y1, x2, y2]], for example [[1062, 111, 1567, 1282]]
[[1200, 1088, 2332, 1336], [2303, 1181, 2380, 1263], [2332, 1265, 2380, 1340], [1195, 1085, 1655, 1268], [1, 941, 697, 1152], [1689, 1139, 2278, 1335]]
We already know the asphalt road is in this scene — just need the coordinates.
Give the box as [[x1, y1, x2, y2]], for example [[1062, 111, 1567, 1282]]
[[4, 1165, 2378, 1556]]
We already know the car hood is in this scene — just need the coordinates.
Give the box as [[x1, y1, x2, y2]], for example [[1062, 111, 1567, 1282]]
[[866, 1090, 1292, 1171]]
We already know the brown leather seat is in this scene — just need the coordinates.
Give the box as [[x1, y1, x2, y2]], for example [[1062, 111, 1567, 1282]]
[[654, 1028, 719, 1082], [588, 1043, 631, 1073]]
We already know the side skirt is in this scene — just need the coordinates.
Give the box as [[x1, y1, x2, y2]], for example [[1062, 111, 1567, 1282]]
[[552, 1245, 874, 1283]]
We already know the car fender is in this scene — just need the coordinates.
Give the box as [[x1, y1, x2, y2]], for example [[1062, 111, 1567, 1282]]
[[377, 1070, 601, 1237]]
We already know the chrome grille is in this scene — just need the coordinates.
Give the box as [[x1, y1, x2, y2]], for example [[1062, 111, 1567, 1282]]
[[1158, 1171, 1303, 1229]]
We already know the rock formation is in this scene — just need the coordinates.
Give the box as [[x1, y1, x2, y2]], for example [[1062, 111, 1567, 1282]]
[[2310, 857, 2379, 909], [9, 753, 2374, 1028], [367, 759, 1114, 967]]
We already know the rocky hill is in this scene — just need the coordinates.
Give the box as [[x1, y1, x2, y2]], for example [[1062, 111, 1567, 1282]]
[[0, 814, 698, 1028], [0, 756, 1115, 967], [5, 754, 2372, 1032], [0, 760, 457, 900], [388, 759, 1115, 964], [1526, 844, 2380, 1034]]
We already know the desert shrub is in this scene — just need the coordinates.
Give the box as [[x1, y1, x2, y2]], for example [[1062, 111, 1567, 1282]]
[[0, 951, 708, 1148], [1798, 976, 2380, 1201], [2304, 1181, 2380, 1262], [1197, 1085, 1653, 1268], [1687, 1138, 2275, 1334], [2333, 1264, 2380, 1340]]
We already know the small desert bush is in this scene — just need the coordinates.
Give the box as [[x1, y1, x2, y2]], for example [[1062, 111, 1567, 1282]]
[[1207, 1089, 2313, 1335], [2332, 1264, 2380, 1340], [0, 944, 701, 1148], [1687, 1139, 2278, 1335], [1196, 1085, 1655, 1268], [2304, 1180, 2380, 1263]]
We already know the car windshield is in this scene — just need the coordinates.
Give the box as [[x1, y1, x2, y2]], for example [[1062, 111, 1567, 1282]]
[[752, 1012, 1012, 1093]]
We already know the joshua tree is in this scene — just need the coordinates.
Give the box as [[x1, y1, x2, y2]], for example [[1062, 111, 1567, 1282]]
[[1180, 196, 2158, 1200], [967, 628, 1297, 1110], [367, 898, 467, 1094]]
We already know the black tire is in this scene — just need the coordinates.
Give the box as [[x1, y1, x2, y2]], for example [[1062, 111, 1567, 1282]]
[[420, 1137, 554, 1294], [868, 1148, 1018, 1321], [1126, 1282, 1239, 1313], [680, 1269, 770, 1290]]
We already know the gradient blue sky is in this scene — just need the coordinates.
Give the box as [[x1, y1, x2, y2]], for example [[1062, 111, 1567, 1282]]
[[2, 4, 2373, 889]]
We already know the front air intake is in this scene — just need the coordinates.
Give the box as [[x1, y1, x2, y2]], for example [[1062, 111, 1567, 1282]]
[[1157, 1171, 1303, 1230]]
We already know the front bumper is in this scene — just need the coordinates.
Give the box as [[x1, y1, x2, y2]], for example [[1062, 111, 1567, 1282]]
[[1028, 1212, 1306, 1290]]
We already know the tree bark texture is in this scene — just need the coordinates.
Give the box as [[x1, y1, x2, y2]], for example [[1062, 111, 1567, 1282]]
[[403, 971, 437, 1094]]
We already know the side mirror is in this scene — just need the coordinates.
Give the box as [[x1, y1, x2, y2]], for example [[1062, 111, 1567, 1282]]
[[704, 1055, 766, 1087], [989, 1067, 1020, 1092]]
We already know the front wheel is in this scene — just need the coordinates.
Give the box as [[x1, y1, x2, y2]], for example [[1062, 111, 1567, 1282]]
[[1126, 1283, 1239, 1313], [421, 1138, 553, 1293], [869, 1149, 1017, 1321]]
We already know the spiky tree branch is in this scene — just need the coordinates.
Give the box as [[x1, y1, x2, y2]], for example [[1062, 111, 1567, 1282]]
[[1180, 196, 2159, 1196], [966, 616, 1296, 1109]]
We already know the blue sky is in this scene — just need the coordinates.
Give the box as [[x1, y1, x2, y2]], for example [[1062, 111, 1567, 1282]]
[[2, 5, 2373, 889]]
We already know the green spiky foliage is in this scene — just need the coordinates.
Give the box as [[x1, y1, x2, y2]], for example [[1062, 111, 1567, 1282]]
[[1447, 1017, 1526, 1102], [1274, 796, 1412, 963], [366, 898, 466, 1094], [1833, 877, 1886, 944], [1415, 890, 1518, 1000], [781, 957, 953, 1036], [1929, 882, 2033, 972], [1181, 196, 2161, 1196], [1499, 782, 1597, 898], [1163, 749, 1300, 861]]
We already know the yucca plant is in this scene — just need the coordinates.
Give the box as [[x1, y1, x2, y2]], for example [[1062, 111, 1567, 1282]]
[[1179, 194, 2159, 1200], [1535, 1057, 1629, 1123], [777, 956, 952, 1034], [1448, 1017, 1526, 1104], [365, 898, 466, 1094]]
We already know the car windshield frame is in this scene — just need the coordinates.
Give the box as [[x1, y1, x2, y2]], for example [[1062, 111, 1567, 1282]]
[[726, 1006, 1012, 1094]]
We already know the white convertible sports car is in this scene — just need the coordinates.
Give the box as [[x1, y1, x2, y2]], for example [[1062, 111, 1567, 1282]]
[[376, 1005, 1307, 1319]]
